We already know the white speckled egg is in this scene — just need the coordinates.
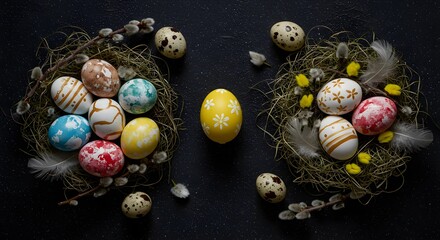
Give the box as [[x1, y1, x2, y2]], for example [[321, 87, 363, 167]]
[[200, 89, 242, 144], [81, 59, 120, 97], [317, 78, 362, 115], [155, 27, 187, 59], [121, 192, 152, 218], [270, 21, 305, 51], [256, 173, 286, 203], [50, 76, 93, 114], [88, 98, 125, 140], [319, 116, 358, 160]]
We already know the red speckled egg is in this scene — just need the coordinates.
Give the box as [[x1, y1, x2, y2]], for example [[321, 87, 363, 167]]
[[352, 96, 397, 135], [79, 140, 124, 177]]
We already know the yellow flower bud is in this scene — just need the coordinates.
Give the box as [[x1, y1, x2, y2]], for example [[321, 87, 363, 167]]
[[357, 152, 371, 165], [295, 74, 310, 88], [346, 163, 361, 175], [378, 131, 394, 143], [300, 94, 314, 108], [384, 84, 402, 96], [346, 61, 360, 77]]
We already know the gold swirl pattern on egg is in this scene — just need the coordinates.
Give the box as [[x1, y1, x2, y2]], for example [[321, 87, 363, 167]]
[[88, 98, 126, 140]]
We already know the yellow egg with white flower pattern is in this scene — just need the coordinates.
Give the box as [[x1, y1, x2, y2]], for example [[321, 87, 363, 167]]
[[200, 89, 242, 144], [120, 117, 159, 159]]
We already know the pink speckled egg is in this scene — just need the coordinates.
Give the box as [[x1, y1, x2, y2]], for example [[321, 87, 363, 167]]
[[352, 96, 397, 135], [79, 140, 124, 177], [81, 59, 120, 97]]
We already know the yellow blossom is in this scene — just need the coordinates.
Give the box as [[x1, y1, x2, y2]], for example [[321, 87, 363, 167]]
[[295, 74, 310, 87], [300, 94, 314, 108], [346, 163, 361, 175], [378, 131, 394, 143], [357, 152, 371, 165], [384, 84, 402, 96], [346, 61, 360, 77]]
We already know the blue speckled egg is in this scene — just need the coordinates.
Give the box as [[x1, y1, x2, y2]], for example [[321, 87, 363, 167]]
[[118, 78, 157, 114], [48, 115, 91, 151]]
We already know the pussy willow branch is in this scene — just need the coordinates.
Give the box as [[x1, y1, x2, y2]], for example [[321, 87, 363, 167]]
[[58, 171, 130, 206], [301, 193, 350, 213], [23, 27, 127, 103]]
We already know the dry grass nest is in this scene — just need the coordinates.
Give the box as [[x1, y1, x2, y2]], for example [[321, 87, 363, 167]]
[[260, 30, 425, 199], [18, 27, 182, 193]]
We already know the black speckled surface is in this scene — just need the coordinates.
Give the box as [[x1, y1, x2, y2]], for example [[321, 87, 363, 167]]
[[1, 0, 439, 239]]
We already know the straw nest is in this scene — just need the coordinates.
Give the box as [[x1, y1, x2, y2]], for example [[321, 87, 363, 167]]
[[260, 31, 424, 198]]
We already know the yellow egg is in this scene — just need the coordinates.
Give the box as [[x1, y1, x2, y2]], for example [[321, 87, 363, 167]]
[[200, 89, 242, 144], [120, 117, 159, 159]]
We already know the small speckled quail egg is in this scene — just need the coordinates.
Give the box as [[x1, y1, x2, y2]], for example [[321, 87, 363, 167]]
[[256, 173, 286, 203], [121, 192, 152, 218], [155, 27, 187, 59], [270, 21, 305, 51]]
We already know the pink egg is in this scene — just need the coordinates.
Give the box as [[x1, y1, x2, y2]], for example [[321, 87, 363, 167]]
[[352, 96, 397, 135], [79, 140, 124, 177]]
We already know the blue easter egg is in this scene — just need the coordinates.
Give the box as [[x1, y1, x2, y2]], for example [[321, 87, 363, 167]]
[[118, 78, 157, 114], [48, 115, 91, 151]]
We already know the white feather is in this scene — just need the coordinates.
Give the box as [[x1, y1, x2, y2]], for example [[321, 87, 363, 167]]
[[391, 122, 434, 153], [27, 151, 79, 181], [360, 40, 398, 87], [285, 117, 320, 159]]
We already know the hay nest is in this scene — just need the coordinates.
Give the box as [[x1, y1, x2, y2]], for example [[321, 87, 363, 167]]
[[262, 30, 425, 198], [18, 27, 182, 196]]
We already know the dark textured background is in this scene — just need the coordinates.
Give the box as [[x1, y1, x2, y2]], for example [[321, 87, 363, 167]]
[[1, 0, 439, 239]]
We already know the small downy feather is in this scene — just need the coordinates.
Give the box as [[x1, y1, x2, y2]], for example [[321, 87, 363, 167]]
[[27, 151, 79, 181], [391, 122, 434, 153], [285, 117, 320, 159], [360, 40, 397, 88]]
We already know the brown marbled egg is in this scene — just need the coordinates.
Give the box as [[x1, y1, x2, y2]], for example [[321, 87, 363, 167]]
[[81, 59, 120, 97]]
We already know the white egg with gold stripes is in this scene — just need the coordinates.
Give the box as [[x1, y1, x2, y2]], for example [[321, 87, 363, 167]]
[[50, 76, 93, 114], [319, 116, 358, 160]]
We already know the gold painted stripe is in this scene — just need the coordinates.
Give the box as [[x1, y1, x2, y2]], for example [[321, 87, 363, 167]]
[[325, 131, 353, 149], [64, 83, 84, 111], [319, 118, 346, 134], [321, 127, 352, 146], [58, 78, 79, 109], [71, 85, 88, 113], [327, 134, 357, 155], [53, 77, 70, 101]]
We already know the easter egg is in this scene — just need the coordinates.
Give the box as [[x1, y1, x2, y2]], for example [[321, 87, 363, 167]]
[[352, 96, 397, 135], [316, 78, 362, 115], [155, 27, 187, 59], [255, 173, 286, 203], [200, 89, 242, 144], [319, 116, 358, 160], [121, 192, 152, 218], [78, 140, 124, 177], [270, 21, 305, 51], [50, 76, 93, 114], [81, 59, 120, 97], [48, 115, 91, 151], [121, 117, 160, 159], [88, 98, 125, 140], [118, 78, 157, 114]]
